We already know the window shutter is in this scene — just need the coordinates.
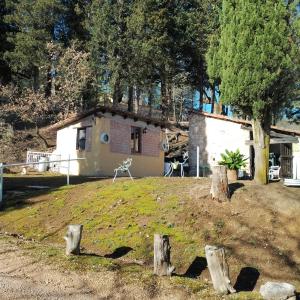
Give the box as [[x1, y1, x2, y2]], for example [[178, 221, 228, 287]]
[[85, 127, 92, 151]]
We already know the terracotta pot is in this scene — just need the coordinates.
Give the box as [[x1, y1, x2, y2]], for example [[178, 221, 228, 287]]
[[227, 169, 238, 181]]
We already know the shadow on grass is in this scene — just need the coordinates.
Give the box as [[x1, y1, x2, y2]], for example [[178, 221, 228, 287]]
[[80, 252, 103, 258], [184, 256, 207, 278], [234, 267, 260, 292], [1, 175, 107, 212], [229, 182, 245, 197], [173, 256, 207, 278], [104, 246, 133, 259]]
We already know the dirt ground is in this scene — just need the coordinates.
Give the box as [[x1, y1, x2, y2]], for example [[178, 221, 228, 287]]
[[0, 236, 199, 300]]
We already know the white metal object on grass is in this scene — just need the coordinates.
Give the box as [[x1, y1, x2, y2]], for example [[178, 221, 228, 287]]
[[164, 151, 189, 177], [113, 158, 133, 182]]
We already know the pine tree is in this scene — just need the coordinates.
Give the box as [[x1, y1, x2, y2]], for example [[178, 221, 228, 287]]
[[0, 2, 12, 84], [89, 0, 134, 106], [4, 0, 64, 90], [211, 0, 299, 184]]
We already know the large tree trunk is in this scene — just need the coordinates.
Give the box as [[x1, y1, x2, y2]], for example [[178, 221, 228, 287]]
[[205, 245, 236, 295], [210, 83, 215, 114], [113, 78, 123, 106], [161, 74, 170, 120], [148, 88, 153, 117], [253, 119, 270, 185], [153, 234, 175, 276], [64, 224, 83, 255], [164, 82, 174, 121], [199, 85, 203, 112], [210, 165, 230, 201], [33, 66, 40, 92], [133, 86, 140, 113], [127, 86, 133, 112]]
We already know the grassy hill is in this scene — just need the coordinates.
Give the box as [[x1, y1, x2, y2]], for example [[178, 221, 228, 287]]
[[0, 176, 299, 299]]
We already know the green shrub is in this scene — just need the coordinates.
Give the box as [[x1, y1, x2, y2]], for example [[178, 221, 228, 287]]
[[219, 149, 247, 170]]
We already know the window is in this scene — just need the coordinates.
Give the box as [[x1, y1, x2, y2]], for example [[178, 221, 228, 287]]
[[131, 127, 141, 154], [76, 128, 86, 150]]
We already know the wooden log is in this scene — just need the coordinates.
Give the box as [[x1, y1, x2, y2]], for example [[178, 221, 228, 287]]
[[205, 245, 236, 295], [64, 224, 83, 255], [210, 165, 230, 201], [153, 234, 175, 276]]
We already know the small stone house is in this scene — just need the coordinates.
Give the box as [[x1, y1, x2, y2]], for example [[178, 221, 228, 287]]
[[48, 106, 166, 177], [189, 112, 300, 179]]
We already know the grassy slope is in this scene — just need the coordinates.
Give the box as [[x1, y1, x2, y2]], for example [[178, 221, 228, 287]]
[[1, 177, 299, 298]]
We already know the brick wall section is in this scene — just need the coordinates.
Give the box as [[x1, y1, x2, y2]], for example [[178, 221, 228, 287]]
[[142, 129, 160, 157], [110, 120, 131, 154], [110, 119, 160, 157]]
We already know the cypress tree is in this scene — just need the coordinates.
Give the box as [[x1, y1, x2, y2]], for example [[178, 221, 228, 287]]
[[212, 0, 299, 184]]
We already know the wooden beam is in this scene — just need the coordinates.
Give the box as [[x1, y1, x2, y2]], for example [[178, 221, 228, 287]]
[[245, 138, 299, 145], [241, 125, 252, 131], [269, 131, 295, 138]]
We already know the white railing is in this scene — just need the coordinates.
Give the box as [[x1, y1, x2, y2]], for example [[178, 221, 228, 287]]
[[26, 151, 61, 172]]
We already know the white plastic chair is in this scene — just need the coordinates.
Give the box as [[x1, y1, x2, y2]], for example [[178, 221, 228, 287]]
[[269, 166, 281, 181], [113, 158, 133, 182]]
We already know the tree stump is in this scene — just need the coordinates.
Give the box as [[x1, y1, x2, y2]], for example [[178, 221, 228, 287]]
[[210, 165, 230, 201], [153, 234, 175, 276], [64, 224, 83, 255], [205, 245, 236, 295]]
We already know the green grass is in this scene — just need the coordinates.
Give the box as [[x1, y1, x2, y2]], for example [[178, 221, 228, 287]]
[[1, 176, 299, 298]]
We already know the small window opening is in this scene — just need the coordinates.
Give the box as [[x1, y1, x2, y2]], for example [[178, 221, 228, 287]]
[[76, 128, 86, 150], [131, 127, 142, 154]]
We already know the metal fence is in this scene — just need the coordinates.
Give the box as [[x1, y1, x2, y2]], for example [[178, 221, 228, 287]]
[[0, 157, 85, 206], [26, 151, 61, 172]]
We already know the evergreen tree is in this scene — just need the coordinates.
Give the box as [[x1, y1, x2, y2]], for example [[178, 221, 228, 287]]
[[0, 1, 12, 84], [4, 0, 64, 90], [211, 0, 299, 184], [89, 0, 134, 106]]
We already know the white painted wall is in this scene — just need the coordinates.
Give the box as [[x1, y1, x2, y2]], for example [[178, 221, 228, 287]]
[[189, 115, 251, 175], [293, 138, 300, 179], [205, 117, 251, 172], [56, 116, 94, 175]]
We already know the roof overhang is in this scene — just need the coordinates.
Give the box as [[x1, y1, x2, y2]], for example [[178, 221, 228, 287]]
[[42, 106, 169, 133]]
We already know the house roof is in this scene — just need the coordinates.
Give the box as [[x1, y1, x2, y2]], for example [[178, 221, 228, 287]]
[[191, 111, 300, 137], [42, 106, 169, 133]]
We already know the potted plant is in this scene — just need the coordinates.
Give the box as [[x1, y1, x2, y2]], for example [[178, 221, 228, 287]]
[[219, 149, 247, 181]]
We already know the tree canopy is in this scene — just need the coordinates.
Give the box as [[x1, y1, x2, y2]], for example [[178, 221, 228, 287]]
[[208, 0, 300, 184], [0, 0, 299, 132]]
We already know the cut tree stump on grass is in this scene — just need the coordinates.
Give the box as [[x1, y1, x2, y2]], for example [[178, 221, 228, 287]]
[[64, 225, 83, 255], [205, 245, 236, 295], [153, 234, 175, 276], [210, 165, 230, 202]]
